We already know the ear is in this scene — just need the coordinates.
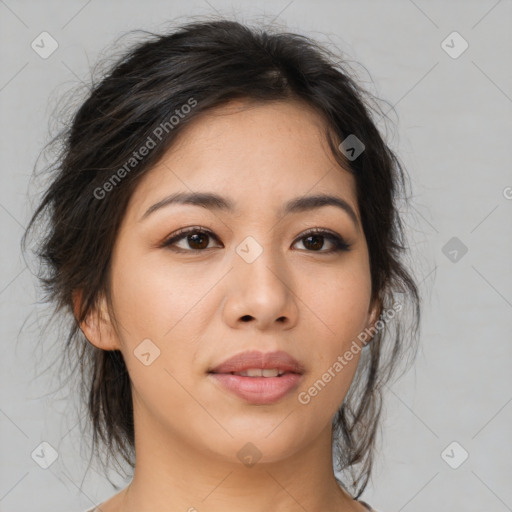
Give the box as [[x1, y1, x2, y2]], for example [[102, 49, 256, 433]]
[[72, 289, 121, 350], [365, 296, 382, 333]]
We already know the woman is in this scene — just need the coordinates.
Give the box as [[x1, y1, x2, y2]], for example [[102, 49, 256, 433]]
[[24, 18, 420, 512]]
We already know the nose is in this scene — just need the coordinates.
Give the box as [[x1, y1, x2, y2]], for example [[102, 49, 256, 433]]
[[222, 245, 299, 331]]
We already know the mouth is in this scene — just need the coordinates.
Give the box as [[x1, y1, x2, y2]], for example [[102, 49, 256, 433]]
[[207, 350, 304, 405], [215, 368, 289, 377]]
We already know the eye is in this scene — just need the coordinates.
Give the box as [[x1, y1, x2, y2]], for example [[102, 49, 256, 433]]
[[161, 226, 222, 252], [161, 226, 351, 254], [292, 228, 351, 253]]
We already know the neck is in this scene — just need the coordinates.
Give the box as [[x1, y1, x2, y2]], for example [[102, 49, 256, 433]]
[[120, 409, 361, 512]]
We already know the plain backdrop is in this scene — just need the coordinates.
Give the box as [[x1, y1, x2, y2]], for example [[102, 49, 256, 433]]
[[1, 1, 511, 511]]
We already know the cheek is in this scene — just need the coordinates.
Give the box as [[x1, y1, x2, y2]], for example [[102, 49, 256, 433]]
[[328, 277, 372, 340], [108, 251, 206, 424], [109, 247, 210, 389], [303, 259, 372, 347], [110, 248, 206, 343], [297, 260, 372, 405]]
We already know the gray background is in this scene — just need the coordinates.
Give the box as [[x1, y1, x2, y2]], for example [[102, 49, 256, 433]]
[[1, 1, 511, 511]]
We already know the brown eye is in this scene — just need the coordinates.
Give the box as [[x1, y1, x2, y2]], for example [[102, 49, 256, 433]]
[[302, 234, 325, 251], [186, 232, 210, 250], [162, 227, 222, 252], [293, 229, 351, 253]]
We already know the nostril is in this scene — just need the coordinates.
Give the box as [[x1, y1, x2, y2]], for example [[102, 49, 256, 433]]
[[240, 315, 253, 322]]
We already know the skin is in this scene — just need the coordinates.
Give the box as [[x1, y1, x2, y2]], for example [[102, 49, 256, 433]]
[[78, 99, 380, 512]]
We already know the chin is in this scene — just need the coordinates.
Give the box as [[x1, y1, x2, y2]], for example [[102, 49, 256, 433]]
[[200, 422, 315, 465]]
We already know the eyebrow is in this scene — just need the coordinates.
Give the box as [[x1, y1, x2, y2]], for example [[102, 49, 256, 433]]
[[139, 191, 360, 229]]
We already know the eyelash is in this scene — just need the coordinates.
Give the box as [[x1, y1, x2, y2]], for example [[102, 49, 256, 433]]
[[160, 226, 351, 254]]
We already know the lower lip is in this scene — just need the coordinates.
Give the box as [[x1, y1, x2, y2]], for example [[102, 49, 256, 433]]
[[209, 373, 303, 404]]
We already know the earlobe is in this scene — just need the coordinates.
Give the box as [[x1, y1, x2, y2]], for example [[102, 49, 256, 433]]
[[72, 289, 120, 350]]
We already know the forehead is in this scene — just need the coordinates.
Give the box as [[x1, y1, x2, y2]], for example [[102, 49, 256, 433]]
[[168, 98, 342, 165], [127, 99, 358, 220]]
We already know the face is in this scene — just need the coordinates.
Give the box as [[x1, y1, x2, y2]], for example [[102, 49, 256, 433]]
[[84, 99, 379, 464]]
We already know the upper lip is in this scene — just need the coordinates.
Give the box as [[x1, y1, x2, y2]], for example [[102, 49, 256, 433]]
[[209, 350, 305, 375]]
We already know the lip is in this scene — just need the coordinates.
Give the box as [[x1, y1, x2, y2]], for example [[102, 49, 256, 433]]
[[208, 350, 305, 405], [209, 350, 305, 374]]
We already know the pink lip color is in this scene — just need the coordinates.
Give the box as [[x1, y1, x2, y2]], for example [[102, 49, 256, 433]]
[[210, 373, 303, 404], [208, 350, 304, 405]]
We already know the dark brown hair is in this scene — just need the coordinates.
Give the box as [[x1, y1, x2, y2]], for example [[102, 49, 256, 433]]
[[22, 17, 420, 498]]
